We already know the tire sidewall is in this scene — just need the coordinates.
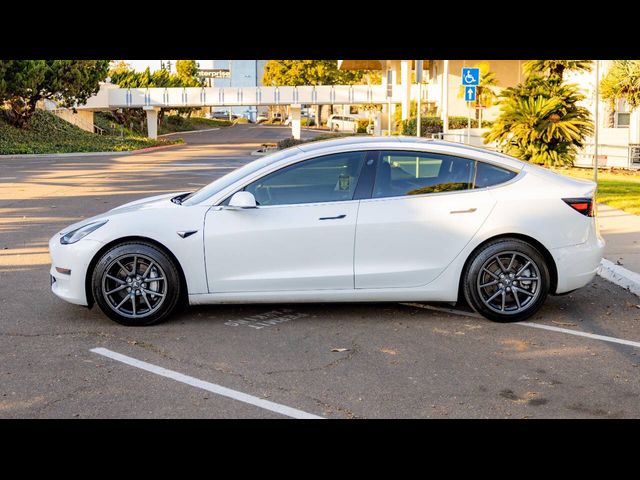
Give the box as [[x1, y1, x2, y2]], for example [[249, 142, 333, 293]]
[[463, 239, 550, 323], [91, 242, 181, 326]]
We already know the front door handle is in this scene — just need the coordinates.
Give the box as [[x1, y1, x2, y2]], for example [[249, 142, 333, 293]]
[[319, 214, 346, 220], [450, 208, 477, 214]]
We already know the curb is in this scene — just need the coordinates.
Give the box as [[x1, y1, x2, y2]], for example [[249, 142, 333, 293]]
[[0, 142, 182, 159], [597, 258, 640, 297]]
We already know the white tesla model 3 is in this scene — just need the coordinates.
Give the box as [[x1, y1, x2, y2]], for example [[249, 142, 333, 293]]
[[49, 137, 605, 326]]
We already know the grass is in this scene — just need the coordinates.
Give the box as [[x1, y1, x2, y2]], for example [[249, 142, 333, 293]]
[[551, 167, 640, 215], [0, 110, 180, 155], [158, 115, 233, 135]]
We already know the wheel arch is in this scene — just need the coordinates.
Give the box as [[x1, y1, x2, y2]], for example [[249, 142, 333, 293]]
[[457, 233, 558, 301], [84, 236, 188, 309]]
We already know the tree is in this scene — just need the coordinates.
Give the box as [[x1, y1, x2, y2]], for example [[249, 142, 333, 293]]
[[600, 60, 640, 127], [263, 60, 366, 126], [108, 60, 131, 76], [176, 60, 199, 83], [523, 60, 592, 81], [0, 60, 110, 128], [484, 75, 593, 166]]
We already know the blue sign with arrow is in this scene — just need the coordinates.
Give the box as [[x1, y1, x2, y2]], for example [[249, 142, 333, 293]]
[[461, 67, 480, 86], [464, 86, 476, 102]]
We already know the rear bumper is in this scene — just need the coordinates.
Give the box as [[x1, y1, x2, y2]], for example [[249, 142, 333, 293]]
[[551, 229, 605, 294], [49, 235, 104, 306]]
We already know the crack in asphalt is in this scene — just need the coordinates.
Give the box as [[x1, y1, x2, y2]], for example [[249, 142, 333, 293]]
[[263, 341, 360, 375]]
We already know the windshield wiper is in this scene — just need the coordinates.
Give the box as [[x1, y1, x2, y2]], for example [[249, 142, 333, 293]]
[[171, 192, 191, 205]]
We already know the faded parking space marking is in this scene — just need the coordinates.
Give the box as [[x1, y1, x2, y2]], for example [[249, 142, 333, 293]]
[[90, 348, 323, 419], [403, 302, 640, 350], [224, 308, 308, 329]]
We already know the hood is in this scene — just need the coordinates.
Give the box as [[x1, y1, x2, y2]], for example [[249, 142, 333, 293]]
[[109, 191, 190, 212], [58, 191, 189, 234]]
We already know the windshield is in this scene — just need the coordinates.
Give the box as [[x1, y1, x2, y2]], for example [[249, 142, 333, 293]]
[[181, 148, 298, 206]]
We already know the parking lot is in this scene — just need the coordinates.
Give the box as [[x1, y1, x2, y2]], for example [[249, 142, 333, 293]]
[[1, 124, 640, 418]]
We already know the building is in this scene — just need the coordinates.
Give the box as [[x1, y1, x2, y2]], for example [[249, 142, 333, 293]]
[[339, 60, 639, 168], [207, 60, 268, 121]]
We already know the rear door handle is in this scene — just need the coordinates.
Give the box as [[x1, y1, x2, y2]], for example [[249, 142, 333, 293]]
[[319, 214, 346, 220], [450, 208, 477, 214]]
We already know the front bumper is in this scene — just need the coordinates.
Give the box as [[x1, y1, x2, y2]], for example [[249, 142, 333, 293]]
[[551, 229, 605, 294], [49, 235, 105, 306]]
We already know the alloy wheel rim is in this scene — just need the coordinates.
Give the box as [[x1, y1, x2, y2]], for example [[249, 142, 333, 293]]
[[476, 251, 541, 315], [101, 254, 167, 319]]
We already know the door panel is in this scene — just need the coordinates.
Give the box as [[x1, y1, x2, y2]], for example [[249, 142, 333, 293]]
[[355, 191, 494, 288], [205, 202, 359, 292]]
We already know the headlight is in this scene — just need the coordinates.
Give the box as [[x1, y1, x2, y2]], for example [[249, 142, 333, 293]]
[[60, 220, 108, 245]]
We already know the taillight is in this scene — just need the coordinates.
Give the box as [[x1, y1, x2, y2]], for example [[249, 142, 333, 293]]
[[562, 197, 594, 217]]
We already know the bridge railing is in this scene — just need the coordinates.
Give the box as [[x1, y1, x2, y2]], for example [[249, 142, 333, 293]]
[[107, 84, 402, 108]]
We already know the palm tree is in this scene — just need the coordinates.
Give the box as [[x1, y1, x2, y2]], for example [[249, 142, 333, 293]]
[[484, 75, 593, 166], [523, 60, 592, 81], [600, 60, 640, 127]]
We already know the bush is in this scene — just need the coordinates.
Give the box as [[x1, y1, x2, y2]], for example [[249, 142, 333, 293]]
[[400, 116, 493, 136], [301, 118, 316, 127], [0, 110, 179, 155], [356, 118, 370, 133]]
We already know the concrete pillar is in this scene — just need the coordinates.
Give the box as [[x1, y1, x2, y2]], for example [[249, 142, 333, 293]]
[[373, 111, 382, 136], [442, 60, 450, 135], [629, 108, 640, 144], [290, 104, 301, 140], [401, 60, 412, 120], [144, 106, 161, 139]]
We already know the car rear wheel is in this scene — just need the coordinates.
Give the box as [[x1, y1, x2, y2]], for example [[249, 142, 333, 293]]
[[463, 238, 550, 322], [91, 242, 182, 326]]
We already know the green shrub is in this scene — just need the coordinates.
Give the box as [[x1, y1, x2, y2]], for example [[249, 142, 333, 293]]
[[356, 118, 370, 133], [0, 110, 179, 155], [301, 118, 316, 127]]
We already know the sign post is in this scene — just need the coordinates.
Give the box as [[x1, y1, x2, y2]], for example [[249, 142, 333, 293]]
[[416, 60, 423, 138], [461, 68, 480, 145]]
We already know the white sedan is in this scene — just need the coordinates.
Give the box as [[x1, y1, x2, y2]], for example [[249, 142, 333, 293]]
[[49, 137, 605, 326]]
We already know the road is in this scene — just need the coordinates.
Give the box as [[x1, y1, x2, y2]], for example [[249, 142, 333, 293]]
[[1, 124, 640, 418]]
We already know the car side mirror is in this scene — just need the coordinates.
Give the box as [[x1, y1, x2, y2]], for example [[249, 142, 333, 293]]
[[225, 191, 257, 210]]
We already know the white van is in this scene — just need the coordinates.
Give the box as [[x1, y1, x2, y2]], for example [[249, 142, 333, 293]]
[[327, 114, 360, 133]]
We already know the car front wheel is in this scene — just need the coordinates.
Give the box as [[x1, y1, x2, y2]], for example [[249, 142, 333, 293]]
[[91, 242, 182, 326], [463, 238, 550, 322]]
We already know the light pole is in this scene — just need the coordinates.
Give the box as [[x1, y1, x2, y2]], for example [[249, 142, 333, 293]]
[[594, 59, 600, 184]]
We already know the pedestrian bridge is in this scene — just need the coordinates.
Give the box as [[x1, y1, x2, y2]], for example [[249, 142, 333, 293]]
[[74, 83, 436, 139]]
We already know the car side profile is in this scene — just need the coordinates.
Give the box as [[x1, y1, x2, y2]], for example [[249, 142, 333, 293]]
[[49, 137, 605, 326]]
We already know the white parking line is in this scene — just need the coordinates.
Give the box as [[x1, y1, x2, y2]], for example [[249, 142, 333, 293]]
[[90, 347, 323, 419], [402, 302, 640, 349], [518, 322, 640, 348]]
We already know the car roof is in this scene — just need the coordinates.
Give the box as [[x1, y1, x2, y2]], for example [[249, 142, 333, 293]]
[[294, 136, 526, 170]]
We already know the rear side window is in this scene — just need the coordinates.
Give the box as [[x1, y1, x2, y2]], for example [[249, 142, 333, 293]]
[[474, 162, 516, 188], [373, 151, 475, 198]]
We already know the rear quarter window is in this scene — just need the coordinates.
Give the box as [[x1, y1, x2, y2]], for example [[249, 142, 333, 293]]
[[474, 162, 517, 188]]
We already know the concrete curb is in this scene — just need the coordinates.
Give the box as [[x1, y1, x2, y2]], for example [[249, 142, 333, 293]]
[[597, 258, 640, 297], [0, 143, 182, 159]]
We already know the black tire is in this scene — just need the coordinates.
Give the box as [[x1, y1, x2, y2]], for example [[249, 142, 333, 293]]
[[462, 238, 550, 322], [91, 242, 182, 326]]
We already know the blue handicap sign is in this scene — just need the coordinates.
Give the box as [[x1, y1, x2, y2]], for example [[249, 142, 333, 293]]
[[461, 67, 480, 86], [464, 86, 476, 102]]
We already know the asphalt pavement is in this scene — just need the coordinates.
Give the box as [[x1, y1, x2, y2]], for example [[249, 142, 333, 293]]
[[1, 124, 640, 418]]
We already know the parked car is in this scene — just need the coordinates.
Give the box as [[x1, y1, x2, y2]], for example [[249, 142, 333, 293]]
[[255, 112, 269, 124], [327, 114, 360, 133], [49, 137, 604, 326], [211, 110, 239, 120]]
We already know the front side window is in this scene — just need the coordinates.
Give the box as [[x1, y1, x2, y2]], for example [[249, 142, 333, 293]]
[[244, 151, 366, 206], [372, 151, 475, 198]]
